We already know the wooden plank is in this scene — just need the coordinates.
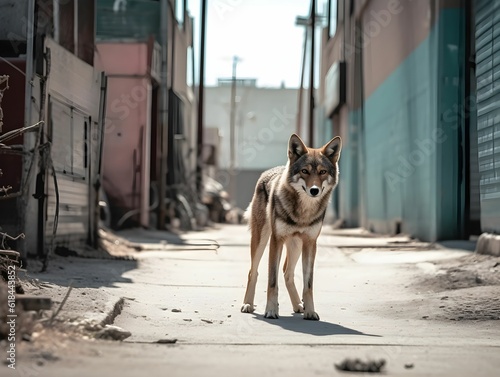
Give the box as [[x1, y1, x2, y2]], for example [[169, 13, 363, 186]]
[[46, 38, 101, 117], [15, 296, 52, 311]]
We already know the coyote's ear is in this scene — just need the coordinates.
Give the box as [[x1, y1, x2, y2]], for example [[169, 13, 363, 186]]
[[322, 136, 342, 164], [288, 134, 308, 163]]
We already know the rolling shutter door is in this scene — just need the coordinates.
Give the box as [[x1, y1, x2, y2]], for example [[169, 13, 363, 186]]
[[475, 0, 500, 232]]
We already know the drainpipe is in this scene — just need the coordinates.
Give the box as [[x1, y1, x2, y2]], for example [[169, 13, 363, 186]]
[[196, 0, 207, 197], [157, 0, 169, 229], [92, 72, 107, 248]]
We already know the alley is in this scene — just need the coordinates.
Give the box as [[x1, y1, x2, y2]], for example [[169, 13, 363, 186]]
[[18, 225, 500, 376]]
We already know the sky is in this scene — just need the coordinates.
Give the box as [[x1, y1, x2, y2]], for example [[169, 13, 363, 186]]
[[188, 0, 325, 88]]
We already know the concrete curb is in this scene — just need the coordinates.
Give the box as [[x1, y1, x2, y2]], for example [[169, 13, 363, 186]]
[[476, 233, 500, 257], [83, 296, 126, 326]]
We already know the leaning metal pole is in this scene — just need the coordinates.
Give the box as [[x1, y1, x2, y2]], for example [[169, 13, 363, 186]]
[[228, 56, 238, 205]]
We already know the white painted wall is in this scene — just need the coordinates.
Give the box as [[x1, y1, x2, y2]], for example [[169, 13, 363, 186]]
[[204, 85, 298, 171]]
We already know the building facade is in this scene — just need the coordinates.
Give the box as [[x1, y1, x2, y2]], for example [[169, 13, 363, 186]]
[[95, 0, 197, 229], [0, 0, 105, 257], [204, 81, 298, 209], [320, 0, 499, 241]]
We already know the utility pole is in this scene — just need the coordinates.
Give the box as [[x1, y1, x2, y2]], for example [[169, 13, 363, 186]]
[[157, 0, 169, 229], [308, 0, 316, 147], [295, 19, 309, 137], [229, 55, 239, 205], [196, 0, 207, 197]]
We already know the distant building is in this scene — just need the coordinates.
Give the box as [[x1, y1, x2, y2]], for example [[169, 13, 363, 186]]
[[95, 0, 197, 229], [204, 80, 298, 209], [319, 0, 499, 241]]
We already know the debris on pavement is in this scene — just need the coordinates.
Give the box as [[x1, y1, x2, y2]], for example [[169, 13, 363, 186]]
[[201, 319, 213, 324], [0, 296, 42, 342], [94, 324, 131, 341], [171, 308, 181, 313], [405, 363, 414, 369], [157, 338, 177, 344], [49, 284, 72, 324], [335, 358, 386, 373], [16, 295, 52, 311], [0, 248, 24, 293]]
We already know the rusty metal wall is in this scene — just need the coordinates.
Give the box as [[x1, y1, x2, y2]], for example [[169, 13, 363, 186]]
[[0, 59, 26, 236]]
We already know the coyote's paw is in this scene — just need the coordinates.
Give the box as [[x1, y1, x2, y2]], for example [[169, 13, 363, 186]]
[[304, 311, 320, 321], [293, 303, 305, 313], [241, 304, 255, 313], [264, 303, 279, 319], [264, 309, 279, 319]]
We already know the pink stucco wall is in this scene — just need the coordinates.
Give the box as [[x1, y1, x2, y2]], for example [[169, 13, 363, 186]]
[[95, 43, 152, 227], [95, 43, 149, 76]]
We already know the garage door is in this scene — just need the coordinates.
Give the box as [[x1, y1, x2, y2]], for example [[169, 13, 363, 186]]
[[475, 0, 500, 232]]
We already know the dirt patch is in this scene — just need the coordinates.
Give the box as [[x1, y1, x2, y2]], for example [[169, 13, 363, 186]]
[[418, 254, 500, 291], [415, 253, 500, 321], [433, 287, 500, 321]]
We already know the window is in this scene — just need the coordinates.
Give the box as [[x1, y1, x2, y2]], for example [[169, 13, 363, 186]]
[[50, 99, 89, 178]]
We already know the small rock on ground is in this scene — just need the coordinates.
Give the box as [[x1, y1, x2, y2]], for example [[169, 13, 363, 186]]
[[94, 325, 131, 341]]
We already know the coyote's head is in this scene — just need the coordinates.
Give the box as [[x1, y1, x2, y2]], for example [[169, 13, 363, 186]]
[[287, 133, 342, 198]]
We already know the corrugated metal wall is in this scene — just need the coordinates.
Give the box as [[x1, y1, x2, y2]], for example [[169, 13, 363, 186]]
[[44, 38, 102, 248], [475, 0, 500, 233]]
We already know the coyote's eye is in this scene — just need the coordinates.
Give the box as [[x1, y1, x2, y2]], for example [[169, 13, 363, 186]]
[[319, 170, 327, 175], [301, 169, 309, 175]]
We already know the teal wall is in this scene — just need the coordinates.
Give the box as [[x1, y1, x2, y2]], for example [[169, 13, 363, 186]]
[[350, 8, 465, 241], [338, 110, 361, 227], [96, 0, 160, 40], [435, 8, 466, 239]]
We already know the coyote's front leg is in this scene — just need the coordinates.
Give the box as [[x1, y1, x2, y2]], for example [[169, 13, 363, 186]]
[[264, 233, 283, 319]]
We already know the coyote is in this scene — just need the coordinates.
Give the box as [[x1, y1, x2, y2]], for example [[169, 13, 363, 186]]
[[241, 133, 342, 320]]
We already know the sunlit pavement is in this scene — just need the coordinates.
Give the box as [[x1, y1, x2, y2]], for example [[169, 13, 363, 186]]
[[23, 224, 500, 376]]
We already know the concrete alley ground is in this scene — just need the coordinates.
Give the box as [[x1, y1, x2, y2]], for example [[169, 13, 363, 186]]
[[10, 224, 500, 376]]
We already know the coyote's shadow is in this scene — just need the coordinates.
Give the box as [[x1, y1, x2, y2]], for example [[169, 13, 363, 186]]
[[252, 313, 380, 337]]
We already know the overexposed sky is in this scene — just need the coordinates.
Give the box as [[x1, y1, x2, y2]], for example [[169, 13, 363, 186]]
[[189, 0, 326, 88]]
